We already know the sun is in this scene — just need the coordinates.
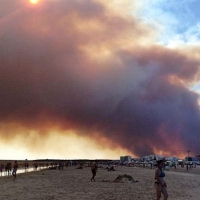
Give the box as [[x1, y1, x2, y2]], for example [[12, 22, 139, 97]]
[[29, 0, 39, 4]]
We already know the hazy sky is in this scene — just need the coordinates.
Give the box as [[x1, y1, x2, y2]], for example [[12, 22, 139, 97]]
[[0, 0, 200, 160]]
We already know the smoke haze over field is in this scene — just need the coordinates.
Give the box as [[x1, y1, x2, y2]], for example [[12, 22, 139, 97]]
[[0, 0, 200, 159]]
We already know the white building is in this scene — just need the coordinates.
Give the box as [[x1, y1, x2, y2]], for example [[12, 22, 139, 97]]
[[166, 156, 179, 162], [145, 154, 165, 161], [120, 155, 132, 163]]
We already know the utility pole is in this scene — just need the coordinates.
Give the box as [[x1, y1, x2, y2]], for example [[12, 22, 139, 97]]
[[187, 150, 191, 160], [186, 150, 191, 171]]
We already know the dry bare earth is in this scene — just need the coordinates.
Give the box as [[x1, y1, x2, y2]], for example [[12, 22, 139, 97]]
[[0, 165, 200, 200]]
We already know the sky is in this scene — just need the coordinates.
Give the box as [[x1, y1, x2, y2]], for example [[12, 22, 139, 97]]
[[0, 0, 200, 160]]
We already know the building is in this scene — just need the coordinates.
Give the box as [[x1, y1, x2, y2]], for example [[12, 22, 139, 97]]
[[120, 155, 132, 163]]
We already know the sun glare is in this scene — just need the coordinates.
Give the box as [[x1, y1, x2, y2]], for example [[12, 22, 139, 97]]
[[29, 0, 39, 4]]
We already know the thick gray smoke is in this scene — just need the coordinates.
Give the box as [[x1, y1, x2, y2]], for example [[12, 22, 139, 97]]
[[0, 0, 200, 157]]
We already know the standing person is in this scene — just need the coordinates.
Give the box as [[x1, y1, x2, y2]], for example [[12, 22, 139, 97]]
[[90, 161, 97, 181], [25, 159, 29, 172], [0, 163, 3, 176], [12, 160, 18, 180], [154, 159, 168, 200]]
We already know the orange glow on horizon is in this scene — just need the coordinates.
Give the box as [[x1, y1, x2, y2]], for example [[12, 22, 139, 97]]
[[0, 120, 133, 160], [29, 0, 39, 4]]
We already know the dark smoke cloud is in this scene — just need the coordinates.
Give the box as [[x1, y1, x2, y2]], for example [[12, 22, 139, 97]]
[[0, 0, 200, 157]]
